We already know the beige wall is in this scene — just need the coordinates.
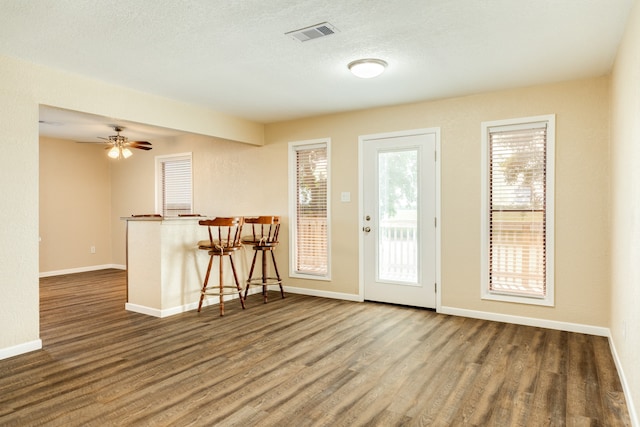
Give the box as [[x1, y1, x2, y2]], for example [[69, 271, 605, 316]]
[[611, 0, 640, 420], [265, 77, 611, 327], [39, 137, 112, 273], [0, 54, 262, 354]]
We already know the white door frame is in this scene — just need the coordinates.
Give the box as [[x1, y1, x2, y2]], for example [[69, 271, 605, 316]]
[[358, 128, 441, 311]]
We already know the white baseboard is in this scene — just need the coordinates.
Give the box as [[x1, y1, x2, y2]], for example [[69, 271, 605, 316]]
[[284, 286, 363, 302], [124, 303, 164, 317], [438, 306, 610, 337], [125, 287, 263, 318], [0, 339, 42, 361], [125, 299, 221, 318], [125, 287, 362, 319], [39, 264, 126, 278], [608, 335, 639, 427]]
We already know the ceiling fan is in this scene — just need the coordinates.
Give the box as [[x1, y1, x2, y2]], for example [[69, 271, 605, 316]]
[[95, 125, 152, 159]]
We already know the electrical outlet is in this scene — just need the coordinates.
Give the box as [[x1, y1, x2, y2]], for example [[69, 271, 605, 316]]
[[90, 246, 96, 254]]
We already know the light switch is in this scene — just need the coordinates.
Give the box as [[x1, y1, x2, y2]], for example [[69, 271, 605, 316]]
[[341, 192, 351, 202]]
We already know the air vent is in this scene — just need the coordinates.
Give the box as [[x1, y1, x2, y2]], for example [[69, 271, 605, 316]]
[[286, 22, 338, 42]]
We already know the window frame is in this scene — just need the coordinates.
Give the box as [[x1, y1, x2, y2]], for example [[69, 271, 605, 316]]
[[288, 138, 331, 281], [480, 115, 555, 306], [155, 152, 193, 217]]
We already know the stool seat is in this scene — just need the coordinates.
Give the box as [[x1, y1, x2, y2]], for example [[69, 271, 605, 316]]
[[241, 237, 279, 248], [197, 240, 241, 253]]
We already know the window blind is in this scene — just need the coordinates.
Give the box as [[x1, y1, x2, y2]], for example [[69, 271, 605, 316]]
[[489, 122, 547, 297], [161, 157, 192, 217], [294, 144, 328, 275]]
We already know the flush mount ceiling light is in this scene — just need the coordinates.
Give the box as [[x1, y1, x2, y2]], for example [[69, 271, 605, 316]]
[[348, 58, 388, 79]]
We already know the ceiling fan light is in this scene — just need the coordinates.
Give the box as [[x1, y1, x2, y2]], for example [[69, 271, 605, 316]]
[[348, 58, 387, 78], [122, 148, 133, 159], [108, 146, 120, 159]]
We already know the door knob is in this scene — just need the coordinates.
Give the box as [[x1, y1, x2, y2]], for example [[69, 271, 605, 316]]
[[363, 226, 371, 232]]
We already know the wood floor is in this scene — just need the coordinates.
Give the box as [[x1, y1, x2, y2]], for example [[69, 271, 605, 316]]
[[0, 270, 630, 426]]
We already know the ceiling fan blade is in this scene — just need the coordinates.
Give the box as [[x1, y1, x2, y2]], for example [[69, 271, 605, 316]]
[[129, 142, 152, 149], [131, 145, 153, 151]]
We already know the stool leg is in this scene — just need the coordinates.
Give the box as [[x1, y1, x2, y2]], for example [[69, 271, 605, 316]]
[[245, 249, 258, 300], [219, 255, 225, 316], [270, 250, 285, 299], [198, 253, 214, 312], [261, 249, 268, 303], [229, 254, 245, 309]]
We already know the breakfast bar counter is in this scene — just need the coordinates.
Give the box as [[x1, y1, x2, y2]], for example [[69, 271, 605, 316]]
[[122, 216, 249, 317]]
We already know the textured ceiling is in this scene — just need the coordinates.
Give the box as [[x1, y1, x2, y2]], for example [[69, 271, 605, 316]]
[[0, 0, 635, 140]]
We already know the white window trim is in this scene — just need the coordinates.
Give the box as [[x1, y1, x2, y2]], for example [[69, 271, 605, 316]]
[[480, 115, 555, 306], [288, 138, 331, 281], [155, 152, 193, 217]]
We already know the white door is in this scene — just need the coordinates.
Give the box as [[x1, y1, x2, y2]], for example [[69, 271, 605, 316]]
[[361, 130, 438, 308]]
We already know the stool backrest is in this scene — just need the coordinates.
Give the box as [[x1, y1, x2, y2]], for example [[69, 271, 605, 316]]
[[244, 216, 280, 244], [198, 217, 244, 249]]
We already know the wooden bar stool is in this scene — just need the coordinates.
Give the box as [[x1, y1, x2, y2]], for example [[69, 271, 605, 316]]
[[197, 217, 245, 316], [243, 216, 284, 303]]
